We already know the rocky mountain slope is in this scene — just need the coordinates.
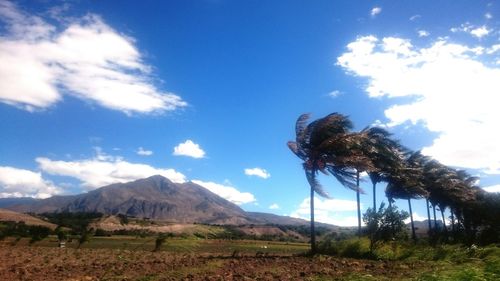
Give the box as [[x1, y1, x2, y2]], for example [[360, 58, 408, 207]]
[[4, 175, 319, 227]]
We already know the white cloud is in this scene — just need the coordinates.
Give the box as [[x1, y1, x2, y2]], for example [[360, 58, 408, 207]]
[[328, 90, 342, 98], [470, 26, 490, 38], [404, 211, 427, 224], [0, 166, 61, 198], [485, 13, 493, 19], [409, 15, 421, 21], [36, 150, 186, 189], [450, 23, 490, 38], [136, 147, 153, 156], [483, 185, 500, 193], [337, 35, 500, 174], [370, 7, 382, 17], [0, 1, 186, 114], [269, 203, 280, 210], [191, 180, 256, 205], [417, 30, 429, 37], [173, 140, 206, 159], [244, 167, 270, 179], [290, 197, 361, 226]]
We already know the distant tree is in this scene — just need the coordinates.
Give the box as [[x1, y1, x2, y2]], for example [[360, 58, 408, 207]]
[[77, 229, 94, 249], [363, 202, 409, 252], [153, 233, 171, 252]]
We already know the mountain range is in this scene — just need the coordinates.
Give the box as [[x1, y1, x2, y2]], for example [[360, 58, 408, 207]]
[[1, 175, 324, 227]]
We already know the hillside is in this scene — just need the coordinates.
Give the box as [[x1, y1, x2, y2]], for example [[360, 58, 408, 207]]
[[0, 208, 57, 230]]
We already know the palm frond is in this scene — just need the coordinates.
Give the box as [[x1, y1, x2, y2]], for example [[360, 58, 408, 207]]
[[304, 166, 330, 198], [295, 113, 310, 147]]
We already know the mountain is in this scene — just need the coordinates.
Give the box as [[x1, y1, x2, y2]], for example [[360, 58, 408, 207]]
[[6, 175, 312, 226], [409, 219, 445, 237], [9, 175, 255, 225], [0, 197, 39, 208]]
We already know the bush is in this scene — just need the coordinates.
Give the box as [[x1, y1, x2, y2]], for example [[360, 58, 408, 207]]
[[363, 202, 409, 252], [153, 233, 173, 252]]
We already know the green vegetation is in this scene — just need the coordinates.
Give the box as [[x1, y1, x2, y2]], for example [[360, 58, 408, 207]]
[[0, 221, 51, 243], [363, 202, 409, 252], [288, 112, 500, 255], [42, 212, 103, 234]]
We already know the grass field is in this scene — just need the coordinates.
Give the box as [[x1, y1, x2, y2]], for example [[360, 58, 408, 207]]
[[27, 235, 310, 255]]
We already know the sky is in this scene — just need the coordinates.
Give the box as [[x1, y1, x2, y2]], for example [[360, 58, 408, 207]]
[[1, 0, 500, 226]]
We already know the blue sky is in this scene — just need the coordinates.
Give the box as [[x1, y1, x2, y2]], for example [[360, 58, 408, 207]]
[[1, 0, 499, 226]]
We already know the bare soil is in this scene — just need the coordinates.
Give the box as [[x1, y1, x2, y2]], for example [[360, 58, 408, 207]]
[[0, 243, 431, 281]]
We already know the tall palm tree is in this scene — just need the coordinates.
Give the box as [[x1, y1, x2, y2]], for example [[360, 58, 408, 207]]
[[359, 127, 405, 210], [423, 161, 477, 236], [288, 113, 362, 253], [385, 151, 429, 241]]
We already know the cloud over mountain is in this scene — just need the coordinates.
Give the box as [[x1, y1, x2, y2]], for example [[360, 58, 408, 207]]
[[0, 166, 61, 198]]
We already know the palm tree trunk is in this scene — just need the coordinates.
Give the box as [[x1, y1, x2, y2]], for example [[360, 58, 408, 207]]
[[408, 198, 416, 241], [310, 182, 316, 254], [433, 204, 438, 231], [356, 170, 361, 237], [451, 210, 455, 233], [426, 199, 432, 235], [440, 208, 447, 233], [372, 181, 377, 210]]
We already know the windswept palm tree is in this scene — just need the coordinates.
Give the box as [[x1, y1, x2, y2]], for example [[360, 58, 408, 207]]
[[386, 151, 429, 241], [288, 113, 365, 253], [359, 127, 406, 210]]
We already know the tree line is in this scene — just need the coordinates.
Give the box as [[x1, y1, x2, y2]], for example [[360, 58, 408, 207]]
[[288, 112, 499, 253]]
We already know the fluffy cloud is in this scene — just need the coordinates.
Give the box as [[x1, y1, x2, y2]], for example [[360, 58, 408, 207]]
[[451, 23, 491, 38], [0, 166, 61, 198], [244, 167, 270, 179], [404, 211, 428, 224], [470, 26, 490, 38], [417, 30, 429, 37], [136, 147, 153, 156], [483, 185, 500, 193], [173, 140, 206, 159], [269, 203, 280, 210], [36, 150, 186, 189], [191, 180, 256, 205], [0, 1, 186, 114], [337, 35, 500, 174], [290, 197, 361, 226], [370, 7, 382, 17]]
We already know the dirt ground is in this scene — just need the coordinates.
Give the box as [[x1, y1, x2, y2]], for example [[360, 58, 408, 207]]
[[0, 244, 433, 281]]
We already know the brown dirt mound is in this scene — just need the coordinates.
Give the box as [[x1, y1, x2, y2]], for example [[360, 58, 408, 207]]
[[0, 208, 57, 230]]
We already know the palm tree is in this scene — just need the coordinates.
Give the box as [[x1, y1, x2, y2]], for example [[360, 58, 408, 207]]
[[422, 161, 477, 237], [359, 127, 406, 210], [288, 113, 362, 253], [385, 151, 429, 241], [318, 128, 376, 236]]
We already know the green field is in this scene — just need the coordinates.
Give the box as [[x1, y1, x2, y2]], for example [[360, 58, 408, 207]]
[[14, 235, 310, 255]]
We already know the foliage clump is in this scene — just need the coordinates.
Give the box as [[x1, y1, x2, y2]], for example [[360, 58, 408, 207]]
[[363, 202, 409, 251]]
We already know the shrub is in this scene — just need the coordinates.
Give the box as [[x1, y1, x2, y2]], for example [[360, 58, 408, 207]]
[[363, 202, 409, 252]]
